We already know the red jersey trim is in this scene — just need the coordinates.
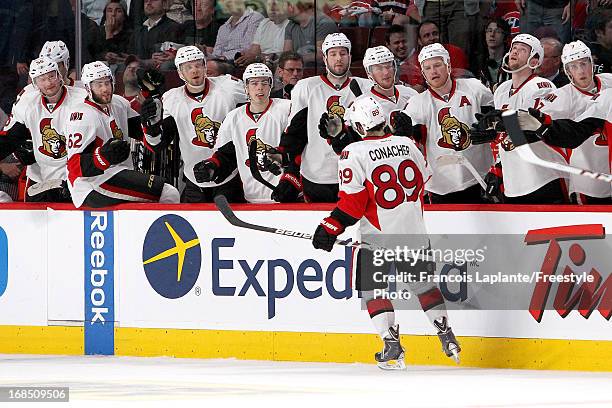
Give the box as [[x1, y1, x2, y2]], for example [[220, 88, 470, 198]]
[[41, 86, 68, 114], [509, 74, 536, 97], [574, 75, 602, 96], [183, 79, 211, 103], [319, 75, 351, 90], [370, 86, 399, 103], [246, 99, 273, 123], [84, 98, 111, 116], [429, 78, 456, 102]]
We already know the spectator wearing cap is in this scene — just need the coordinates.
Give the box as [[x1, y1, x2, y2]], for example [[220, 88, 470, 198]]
[[182, 0, 227, 55], [128, 0, 184, 66], [537, 37, 570, 87], [271, 51, 304, 99], [88, 0, 133, 66], [210, 0, 264, 61]]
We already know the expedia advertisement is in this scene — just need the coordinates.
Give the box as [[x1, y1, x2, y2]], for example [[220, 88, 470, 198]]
[[115, 208, 612, 340]]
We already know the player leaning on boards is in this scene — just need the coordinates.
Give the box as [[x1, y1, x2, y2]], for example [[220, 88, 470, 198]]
[[472, 34, 567, 204], [0, 57, 87, 202], [400, 43, 495, 203], [270, 33, 371, 203], [312, 97, 461, 370], [141, 45, 248, 203], [64, 61, 180, 207], [318, 45, 419, 154], [537, 40, 612, 204], [193, 63, 291, 203]]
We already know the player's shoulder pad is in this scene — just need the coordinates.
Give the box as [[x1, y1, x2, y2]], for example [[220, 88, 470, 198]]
[[493, 78, 512, 96]]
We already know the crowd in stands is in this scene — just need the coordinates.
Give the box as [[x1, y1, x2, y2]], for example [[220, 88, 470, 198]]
[[1, 0, 612, 205]]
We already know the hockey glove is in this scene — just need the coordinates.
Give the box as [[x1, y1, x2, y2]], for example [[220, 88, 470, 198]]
[[481, 166, 503, 203], [271, 172, 302, 202], [313, 216, 345, 252], [140, 97, 163, 130], [319, 112, 344, 140], [475, 109, 504, 131], [518, 108, 551, 133], [329, 129, 362, 154], [137, 68, 165, 97], [392, 111, 413, 137], [13, 140, 35, 166], [98, 138, 130, 166], [469, 126, 497, 145], [193, 158, 221, 183]]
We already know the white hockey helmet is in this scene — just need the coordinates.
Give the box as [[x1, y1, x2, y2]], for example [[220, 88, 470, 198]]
[[363, 46, 396, 70], [81, 61, 114, 99], [39, 40, 70, 71], [175, 45, 206, 82], [502, 33, 544, 73], [347, 96, 386, 136], [418, 43, 450, 66], [562, 40, 592, 66], [243, 63, 273, 83], [322, 32, 352, 54], [29, 56, 60, 81]]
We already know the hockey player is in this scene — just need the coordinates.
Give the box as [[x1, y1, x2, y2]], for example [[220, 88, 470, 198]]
[[312, 97, 461, 369], [272, 32, 371, 203], [64, 61, 180, 207], [473, 34, 567, 204], [143, 45, 248, 203], [193, 63, 291, 203], [401, 43, 495, 203], [20, 41, 80, 97], [539, 40, 612, 204], [0, 57, 87, 202], [318, 46, 418, 154]]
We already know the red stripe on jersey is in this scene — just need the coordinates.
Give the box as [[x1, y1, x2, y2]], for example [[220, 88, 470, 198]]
[[364, 180, 382, 231], [319, 75, 351, 90], [417, 288, 444, 311], [67, 154, 82, 185], [337, 189, 368, 220], [42, 86, 68, 114], [100, 182, 158, 201], [367, 298, 394, 317]]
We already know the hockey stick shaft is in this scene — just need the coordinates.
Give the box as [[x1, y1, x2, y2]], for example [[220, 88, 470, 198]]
[[248, 141, 276, 190], [501, 110, 612, 183]]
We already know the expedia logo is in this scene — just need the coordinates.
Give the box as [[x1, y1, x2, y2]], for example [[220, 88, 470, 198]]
[[109, 119, 124, 140], [0, 226, 7, 298], [191, 107, 220, 148], [143, 214, 201, 299], [38, 118, 67, 158], [437, 107, 471, 151]]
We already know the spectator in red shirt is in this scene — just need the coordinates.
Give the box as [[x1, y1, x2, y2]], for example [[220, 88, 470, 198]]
[[399, 20, 469, 91]]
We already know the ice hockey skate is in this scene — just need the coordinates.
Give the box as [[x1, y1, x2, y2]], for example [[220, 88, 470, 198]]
[[375, 324, 406, 370], [435, 317, 461, 364]]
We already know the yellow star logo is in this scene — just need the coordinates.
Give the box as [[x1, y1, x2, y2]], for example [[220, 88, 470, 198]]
[[143, 222, 200, 282]]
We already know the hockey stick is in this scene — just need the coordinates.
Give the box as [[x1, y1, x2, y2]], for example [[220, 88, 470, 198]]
[[214, 194, 363, 247], [436, 154, 487, 189], [248, 140, 276, 190], [501, 110, 612, 183]]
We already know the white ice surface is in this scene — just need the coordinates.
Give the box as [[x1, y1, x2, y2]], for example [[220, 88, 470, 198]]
[[0, 355, 611, 407]]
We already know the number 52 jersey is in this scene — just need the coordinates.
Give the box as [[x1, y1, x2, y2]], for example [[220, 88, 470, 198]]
[[336, 135, 431, 246]]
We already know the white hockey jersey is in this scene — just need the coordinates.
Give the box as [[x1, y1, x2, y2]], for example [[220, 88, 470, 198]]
[[288, 75, 372, 184], [2, 85, 88, 183], [494, 74, 565, 197], [214, 99, 291, 203], [357, 85, 419, 127], [64, 95, 138, 207], [161, 75, 247, 187], [402, 78, 494, 195], [337, 134, 431, 248], [541, 74, 612, 197]]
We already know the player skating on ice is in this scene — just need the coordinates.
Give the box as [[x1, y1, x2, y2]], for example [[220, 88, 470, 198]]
[[311, 97, 460, 369]]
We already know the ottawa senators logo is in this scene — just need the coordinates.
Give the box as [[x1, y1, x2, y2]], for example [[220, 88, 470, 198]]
[[436, 107, 471, 151], [500, 132, 515, 151], [38, 118, 67, 158], [191, 107, 221, 148], [244, 129, 275, 172], [109, 119, 124, 140], [326, 95, 346, 119]]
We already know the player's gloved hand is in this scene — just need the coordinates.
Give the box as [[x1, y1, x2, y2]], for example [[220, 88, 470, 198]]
[[312, 216, 345, 252], [469, 126, 497, 145], [13, 140, 35, 166], [97, 138, 130, 166], [319, 112, 344, 140], [392, 111, 413, 137], [517, 108, 551, 133], [329, 129, 361, 154], [137, 68, 165, 97], [193, 158, 220, 183], [475, 109, 504, 131], [140, 97, 163, 129], [481, 168, 503, 203], [258, 145, 283, 176], [271, 172, 302, 202]]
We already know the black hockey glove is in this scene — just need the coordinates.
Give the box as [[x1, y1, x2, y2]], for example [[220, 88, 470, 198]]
[[469, 127, 498, 145], [313, 216, 345, 252], [13, 140, 35, 166], [271, 172, 302, 203], [193, 158, 221, 183], [137, 68, 165, 97], [140, 97, 163, 131], [392, 111, 413, 137], [475, 109, 504, 131], [329, 129, 361, 155], [319, 112, 344, 140], [481, 166, 503, 203], [98, 138, 130, 166]]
